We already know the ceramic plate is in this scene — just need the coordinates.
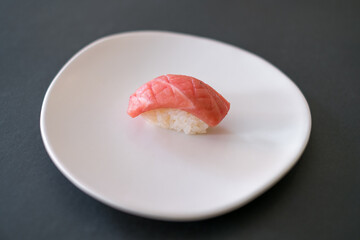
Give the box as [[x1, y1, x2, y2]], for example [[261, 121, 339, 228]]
[[40, 31, 311, 221]]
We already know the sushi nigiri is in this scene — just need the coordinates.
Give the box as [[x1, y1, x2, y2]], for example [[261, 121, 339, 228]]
[[127, 74, 230, 134]]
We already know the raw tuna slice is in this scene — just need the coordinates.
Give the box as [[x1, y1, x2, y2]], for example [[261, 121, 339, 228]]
[[127, 74, 230, 127]]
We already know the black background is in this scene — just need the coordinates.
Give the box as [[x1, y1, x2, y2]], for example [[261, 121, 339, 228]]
[[1, 0, 359, 239]]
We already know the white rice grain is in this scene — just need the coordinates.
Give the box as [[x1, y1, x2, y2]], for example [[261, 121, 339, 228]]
[[141, 108, 209, 134]]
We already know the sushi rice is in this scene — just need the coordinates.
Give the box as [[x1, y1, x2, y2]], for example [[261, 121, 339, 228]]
[[141, 108, 209, 134]]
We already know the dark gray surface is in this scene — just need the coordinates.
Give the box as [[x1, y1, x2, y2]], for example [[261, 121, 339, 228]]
[[1, 0, 359, 239]]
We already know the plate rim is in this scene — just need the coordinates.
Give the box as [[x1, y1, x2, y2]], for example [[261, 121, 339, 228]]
[[40, 30, 312, 221]]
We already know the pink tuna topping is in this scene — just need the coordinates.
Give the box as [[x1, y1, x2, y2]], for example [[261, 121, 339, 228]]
[[127, 74, 230, 127]]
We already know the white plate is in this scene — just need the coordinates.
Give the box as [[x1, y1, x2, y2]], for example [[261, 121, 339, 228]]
[[40, 31, 311, 221]]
